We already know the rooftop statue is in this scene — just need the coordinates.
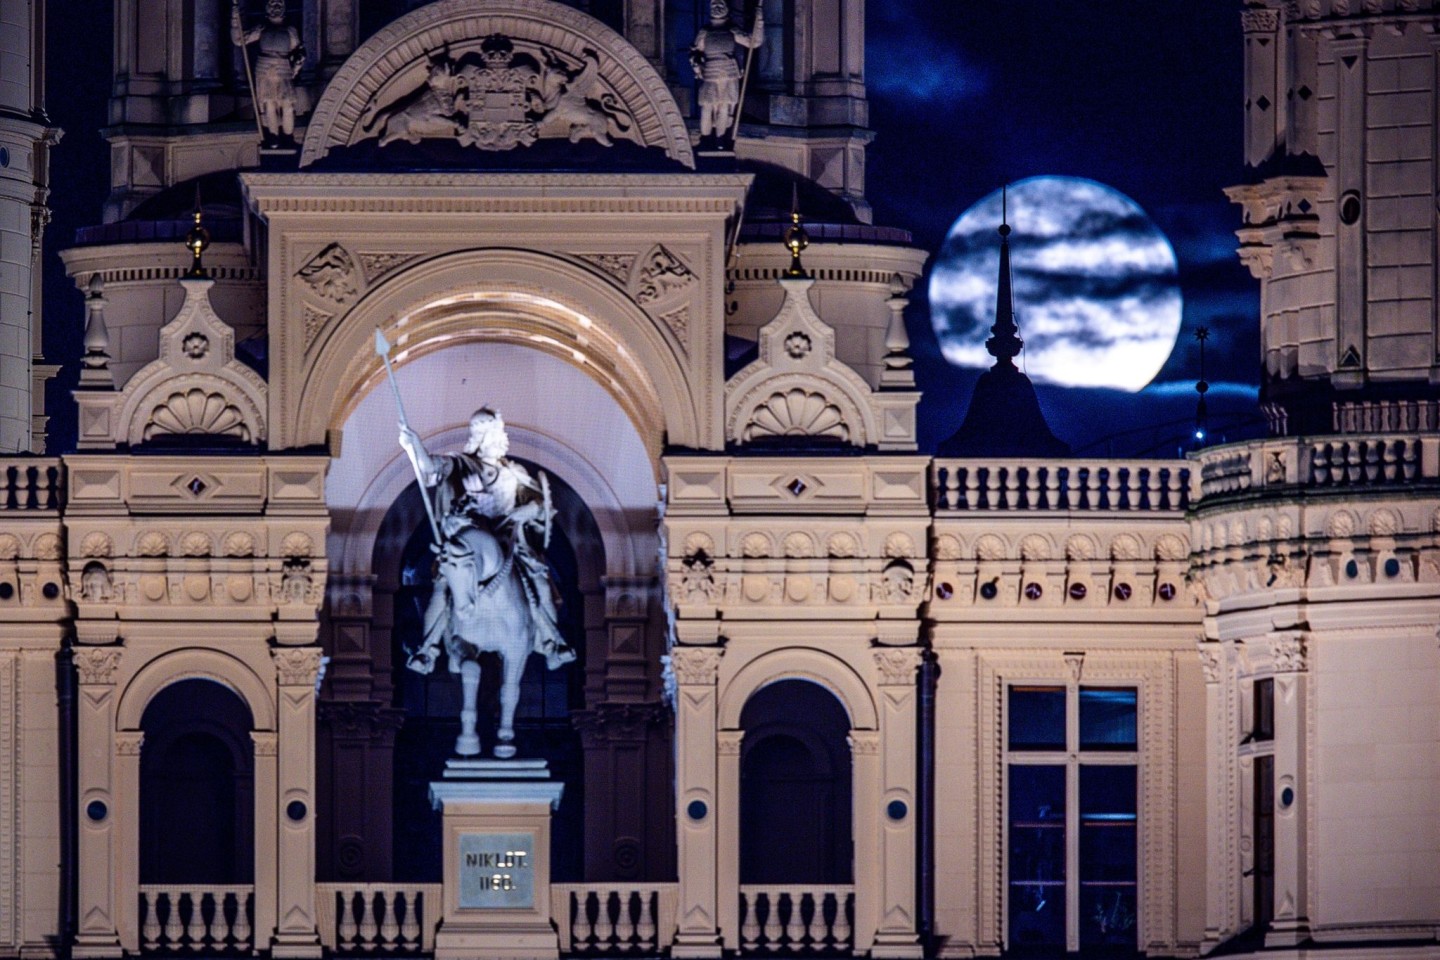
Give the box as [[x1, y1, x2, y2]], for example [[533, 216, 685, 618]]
[[690, 0, 764, 142], [399, 408, 576, 759], [230, 0, 306, 147]]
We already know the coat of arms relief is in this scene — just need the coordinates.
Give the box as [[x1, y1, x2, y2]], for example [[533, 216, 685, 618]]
[[358, 35, 636, 151]]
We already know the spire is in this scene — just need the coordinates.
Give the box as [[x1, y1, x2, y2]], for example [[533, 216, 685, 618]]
[[986, 185, 1023, 368], [937, 185, 1069, 458], [1192, 326, 1210, 446]]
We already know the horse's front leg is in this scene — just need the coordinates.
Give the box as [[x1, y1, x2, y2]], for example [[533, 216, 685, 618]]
[[455, 659, 482, 757], [494, 651, 526, 759]]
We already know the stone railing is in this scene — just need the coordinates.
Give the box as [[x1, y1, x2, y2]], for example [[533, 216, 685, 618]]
[[933, 460, 1194, 513], [1196, 434, 1440, 499], [315, 883, 441, 953], [553, 883, 678, 955], [138, 885, 255, 953], [0, 459, 62, 511], [738, 885, 854, 954]]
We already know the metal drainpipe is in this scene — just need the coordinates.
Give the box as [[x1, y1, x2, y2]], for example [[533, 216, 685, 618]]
[[56, 638, 76, 959], [917, 648, 938, 955]]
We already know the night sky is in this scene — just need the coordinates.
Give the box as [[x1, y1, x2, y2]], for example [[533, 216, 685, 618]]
[[39, 0, 1263, 456]]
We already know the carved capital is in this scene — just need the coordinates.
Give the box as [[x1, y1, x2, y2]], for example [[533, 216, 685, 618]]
[[115, 731, 145, 756], [1270, 634, 1307, 673], [669, 646, 723, 685], [273, 647, 324, 686], [873, 647, 923, 685], [572, 702, 666, 746], [75, 647, 123, 685], [1197, 643, 1224, 684], [251, 732, 278, 756], [1241, 9, 1280, 32], [848, 731, 880, 755], [716, 730, 744, 755]]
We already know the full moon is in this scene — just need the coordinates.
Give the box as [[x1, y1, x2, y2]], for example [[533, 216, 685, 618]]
[[929, 176, 1182, 392]]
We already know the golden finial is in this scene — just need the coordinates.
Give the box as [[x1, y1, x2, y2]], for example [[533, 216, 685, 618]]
[[184, 184, 211, 278], [782, 182, 809, 278]]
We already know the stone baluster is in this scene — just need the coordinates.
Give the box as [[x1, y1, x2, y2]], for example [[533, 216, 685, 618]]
[[232, 891, 252, 948], [163, 892, 185, 946], [595, 890, 615, 945], [141, 893, 161, 949], [832, 891, 851, 946], [336, 892, 358, 947], [784, 892, 804, 945], [739, 891, 760, 949], [571, 892, 589, 948], [635, 890, 656, 946], [398, 891, 420, 947], [184, 892, 205, 947], [614, 890, 635, 946], [357, 891, 378, 948], [761, 892, 781, 945], [378, 891, 400, 947]]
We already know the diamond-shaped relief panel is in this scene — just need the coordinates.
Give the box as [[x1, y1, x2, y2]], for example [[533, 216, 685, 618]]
[[771, 474, 821, 499], [1297, 85, 1313, 101], [786, 478, 808, 497], [175, 473, 221, 498], [1256, 95, 1271, 111]]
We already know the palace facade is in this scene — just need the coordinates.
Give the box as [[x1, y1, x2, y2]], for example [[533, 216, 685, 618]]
[[0, 1, 1438, 958]]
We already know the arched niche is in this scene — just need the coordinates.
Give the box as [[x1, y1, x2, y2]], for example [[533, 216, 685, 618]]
[[325, 339, 659, 583], [296, 248, 696, 455], [718, 647, 878, 732], [140, 679, 256, 884], [117, 648, 276, 732]]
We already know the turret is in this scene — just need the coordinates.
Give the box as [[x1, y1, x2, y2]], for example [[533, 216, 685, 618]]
[[0, 0, 60, 451], [1226, 0, 1440, 434]]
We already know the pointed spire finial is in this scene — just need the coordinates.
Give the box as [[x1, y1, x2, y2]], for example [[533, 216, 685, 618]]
[[1193, 325, 1211, 445], [985, 184, 1023, 367], [782, 182, 810, 278], [184, 184, 211, 279]]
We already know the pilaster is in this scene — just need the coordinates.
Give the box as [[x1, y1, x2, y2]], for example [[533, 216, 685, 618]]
[[669, 645, 724, 959], [271, 648, 323, 958], [72, 649, 123, 959], [868, 649, 923, 958]]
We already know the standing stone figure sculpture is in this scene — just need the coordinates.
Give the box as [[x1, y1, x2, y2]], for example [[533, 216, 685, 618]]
[[690, 0, 764, 140], [231, 0, 306, 146], [399, 409, 575, 759]]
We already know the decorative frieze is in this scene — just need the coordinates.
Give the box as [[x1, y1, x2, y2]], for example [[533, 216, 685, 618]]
[[114, 732, 144, 756]]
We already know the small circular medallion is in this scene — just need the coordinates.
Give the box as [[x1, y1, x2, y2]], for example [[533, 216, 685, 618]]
[[886, 800, 908, 821], [287, 800, 308, 822], [687, 800, 708, 821], [1023, 582, 1043, 601], [1068, 582, 1087, 601], [1157, 582, 1177, 602], [1113, 582, 1133, 601], [86, 800, 108, 822]]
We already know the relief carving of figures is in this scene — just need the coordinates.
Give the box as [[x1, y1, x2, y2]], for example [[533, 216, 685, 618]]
[[359, 36, 635, 153], [690, 0, 764, 140], [231, 0, 306, 146], [676, 552, 720, 604], [668, 646, 723, 685], [74, 647, 123, 685], [297, 243, 359, 304]]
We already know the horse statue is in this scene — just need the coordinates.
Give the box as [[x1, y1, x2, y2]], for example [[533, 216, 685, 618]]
[[397, 407, 575, 760], [407, 523, 532, 758]]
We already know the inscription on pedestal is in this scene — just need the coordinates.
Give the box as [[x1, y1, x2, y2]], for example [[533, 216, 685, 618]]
[[458, 832, 535, 909]]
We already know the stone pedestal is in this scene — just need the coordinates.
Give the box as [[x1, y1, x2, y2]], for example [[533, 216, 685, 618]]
[[429, 760, 565, 960]]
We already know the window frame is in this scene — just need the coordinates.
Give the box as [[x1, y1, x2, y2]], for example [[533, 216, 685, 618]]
[[1003, 679, 1142, 955]]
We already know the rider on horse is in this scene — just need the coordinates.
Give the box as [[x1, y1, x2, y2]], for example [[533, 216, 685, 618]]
[[399, 408, 575, 675]]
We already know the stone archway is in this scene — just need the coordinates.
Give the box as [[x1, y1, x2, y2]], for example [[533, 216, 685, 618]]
[[319, 336, 672, 882]]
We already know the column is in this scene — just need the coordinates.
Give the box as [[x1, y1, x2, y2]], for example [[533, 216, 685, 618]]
[[669, 646, 724, 959], [114, 733, 143, 953], [1242, 8, 1282, 167], [252, 732, 278, 950], [1197, 642, 1228, 954], [271, 648, 323, 958], [1265, 635, 1310, 947], [869, 649, 923, 958], [715, 730, 742, 952], [72, 648, 123, 958], [1332, 33, 1368, 386]]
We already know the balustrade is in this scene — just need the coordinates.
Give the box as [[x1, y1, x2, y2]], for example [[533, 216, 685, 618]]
[[138, 885, 254, 953], [932, 460, 1192, 513], [553, 884, 677, 954], [315, 883, 440, 953], [737, 886, 853, 954], [0, 459, 62, 511]]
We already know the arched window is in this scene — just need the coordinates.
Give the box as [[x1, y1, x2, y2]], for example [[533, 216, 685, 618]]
[[140, 679, 255, 884], [739, 679, 852, 883]]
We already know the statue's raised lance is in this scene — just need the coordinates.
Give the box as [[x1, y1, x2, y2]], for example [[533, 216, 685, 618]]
[[399, 409, 575, 759]]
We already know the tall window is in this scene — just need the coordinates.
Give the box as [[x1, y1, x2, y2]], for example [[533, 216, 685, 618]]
[[1007, 685, 1138, 956], [1244, 678, 1275, 933]]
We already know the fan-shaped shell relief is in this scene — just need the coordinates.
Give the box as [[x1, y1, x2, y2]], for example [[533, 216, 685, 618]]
[[144, 389, 253, 443], [741, 388, 850, 443]]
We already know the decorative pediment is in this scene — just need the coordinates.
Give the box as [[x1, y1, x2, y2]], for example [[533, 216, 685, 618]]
[[300, 0, 694, 168], [75, 279, 268, 449], [725, 277, 917, 450]]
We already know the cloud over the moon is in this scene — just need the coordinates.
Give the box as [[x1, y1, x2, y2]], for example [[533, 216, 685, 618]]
[[929, 177, 1183, 392]]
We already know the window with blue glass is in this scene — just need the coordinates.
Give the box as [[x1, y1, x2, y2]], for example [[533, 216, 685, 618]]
[[1007, 684, 1139, 956]]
